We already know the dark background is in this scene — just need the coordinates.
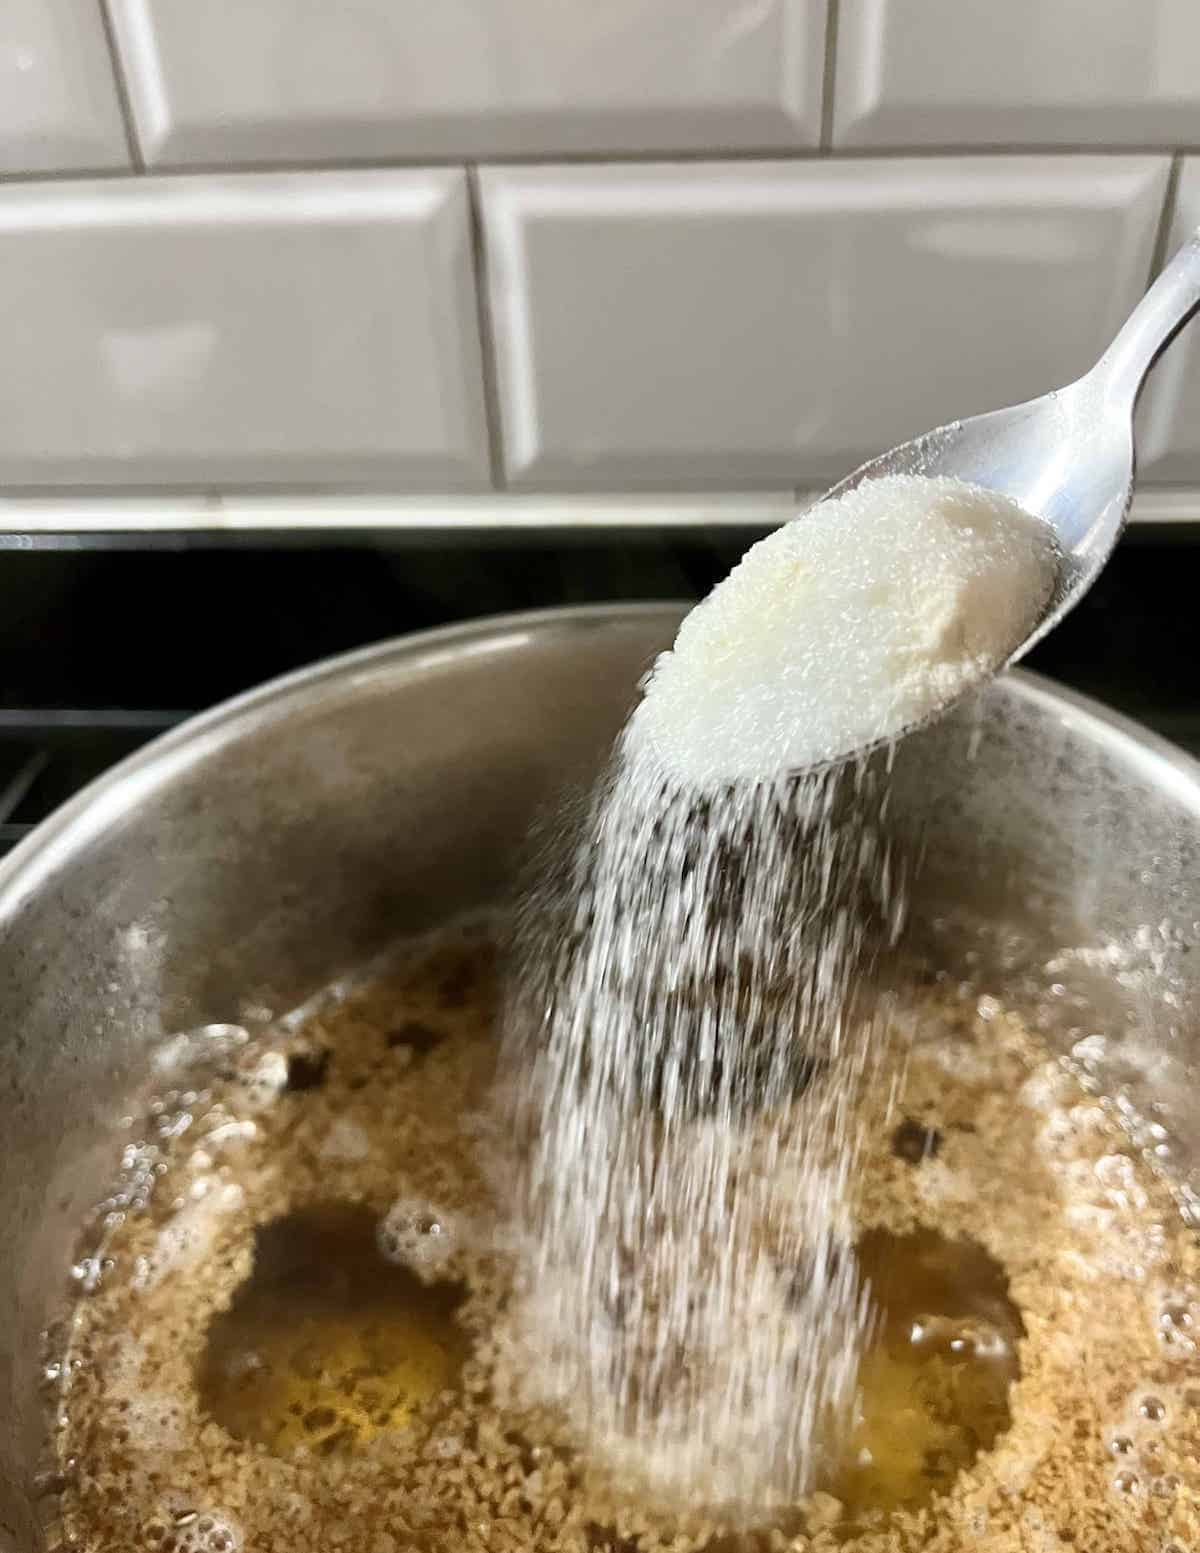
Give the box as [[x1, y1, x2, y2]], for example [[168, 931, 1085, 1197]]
[[0, 523, 1196, 854]]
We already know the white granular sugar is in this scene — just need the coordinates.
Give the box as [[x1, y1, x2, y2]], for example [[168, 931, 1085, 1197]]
[[633, 474, 1058, 784], [503, 744, 904, 1511], [500, 475, 1053, 1511]]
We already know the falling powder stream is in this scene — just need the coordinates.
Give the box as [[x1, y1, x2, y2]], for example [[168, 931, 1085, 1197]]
[[500, 723, 907, 1511], [497, 474, 1057, 1507]]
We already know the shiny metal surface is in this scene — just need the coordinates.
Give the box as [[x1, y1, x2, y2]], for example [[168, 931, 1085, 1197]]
[[2, 602, 1199, 1550], [824, 228, 1200, 752]]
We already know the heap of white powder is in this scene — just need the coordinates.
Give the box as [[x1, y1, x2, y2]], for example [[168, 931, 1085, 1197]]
[[633, 474, 1059, 785]]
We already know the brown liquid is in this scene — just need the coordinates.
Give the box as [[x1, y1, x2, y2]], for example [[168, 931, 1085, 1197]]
[[194, 1210, 1019, 1519], [198, 1204, 469, 1458], [833, 1229, 1023, 1520], [52, 930, 1200, 1553]]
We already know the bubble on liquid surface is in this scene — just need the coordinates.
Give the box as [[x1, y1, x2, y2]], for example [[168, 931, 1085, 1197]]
[[154, 1025, 249, 1076], [233, 1050, 288, 1111], [1157, 1290, 1199, 1353], [198, 1205, 468, 1457], [378, 1198, 456, 1272], [166, 1509, 242, 1553], [134, 1183, 245, 1291]]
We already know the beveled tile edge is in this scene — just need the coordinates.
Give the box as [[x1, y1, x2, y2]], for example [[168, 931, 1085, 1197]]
[[476, 169, 543, 484], [425, 170, 495, 489], [0, 487, 1189, 533], [97, 0, 147, 169], [0, 165, 467, 226], [103, 0, 166, 166], [1135, 153, 1199, 478]]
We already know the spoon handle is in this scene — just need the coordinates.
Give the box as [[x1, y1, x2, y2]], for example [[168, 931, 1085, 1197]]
[[1089, 228, 1200, 408]]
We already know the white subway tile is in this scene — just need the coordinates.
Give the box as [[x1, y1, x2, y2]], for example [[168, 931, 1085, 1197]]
[[107, 0, 824, 166], [480, 158, 1167, 490], [1135, 160, 1200, 483], [835, 0, 1200, 149], [0, 0, 128, 174], [0, 172, 489, 489]]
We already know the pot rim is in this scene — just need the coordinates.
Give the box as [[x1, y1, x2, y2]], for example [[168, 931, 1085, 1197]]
[[2, 601, 1198, 926]]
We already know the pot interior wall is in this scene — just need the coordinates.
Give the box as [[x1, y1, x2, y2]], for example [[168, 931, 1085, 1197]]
[[1, 604, 1198, 1550]]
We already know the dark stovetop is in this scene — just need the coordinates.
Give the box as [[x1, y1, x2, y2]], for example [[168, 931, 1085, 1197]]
[[0, 524, 1197, 857]]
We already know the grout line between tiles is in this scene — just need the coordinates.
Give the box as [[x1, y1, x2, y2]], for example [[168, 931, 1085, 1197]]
[[0, 484, 795, 506], [465, 167, 508, 491], [96, 0, 145, 173], [819, 0, 840, 152], [0, 489, 1195, 534], [1148, 153, 1184, 282], [0, 147, 1191, 190]]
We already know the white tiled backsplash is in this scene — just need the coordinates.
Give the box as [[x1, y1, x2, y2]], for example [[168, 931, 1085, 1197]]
[[3, 0, 1200, 517]]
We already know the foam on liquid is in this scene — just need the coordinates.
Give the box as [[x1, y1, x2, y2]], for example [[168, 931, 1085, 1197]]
[[50, 929, 1200, 1553], [633, 474, 1059, 784]]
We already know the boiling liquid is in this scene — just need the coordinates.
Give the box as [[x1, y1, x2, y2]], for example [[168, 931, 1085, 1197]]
[[198, 1204, 468, 1457], [195, 1211, 1020, 1517], [50, 930, 1200, 1553], [835, 1229, 1023, 1519]]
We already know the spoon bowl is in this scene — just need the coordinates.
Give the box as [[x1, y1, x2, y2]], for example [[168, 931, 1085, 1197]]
[[821, 228, 1200, 670]]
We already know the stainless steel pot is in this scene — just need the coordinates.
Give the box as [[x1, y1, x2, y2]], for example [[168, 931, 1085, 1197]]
[[2, 603, 1198, 1551]]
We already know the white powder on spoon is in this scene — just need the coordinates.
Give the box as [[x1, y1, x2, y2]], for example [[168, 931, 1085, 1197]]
[[632, 474, 1059, 785]]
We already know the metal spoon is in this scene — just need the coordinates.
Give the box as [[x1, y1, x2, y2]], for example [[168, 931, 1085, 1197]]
[[823, 227, 1200, 670]]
